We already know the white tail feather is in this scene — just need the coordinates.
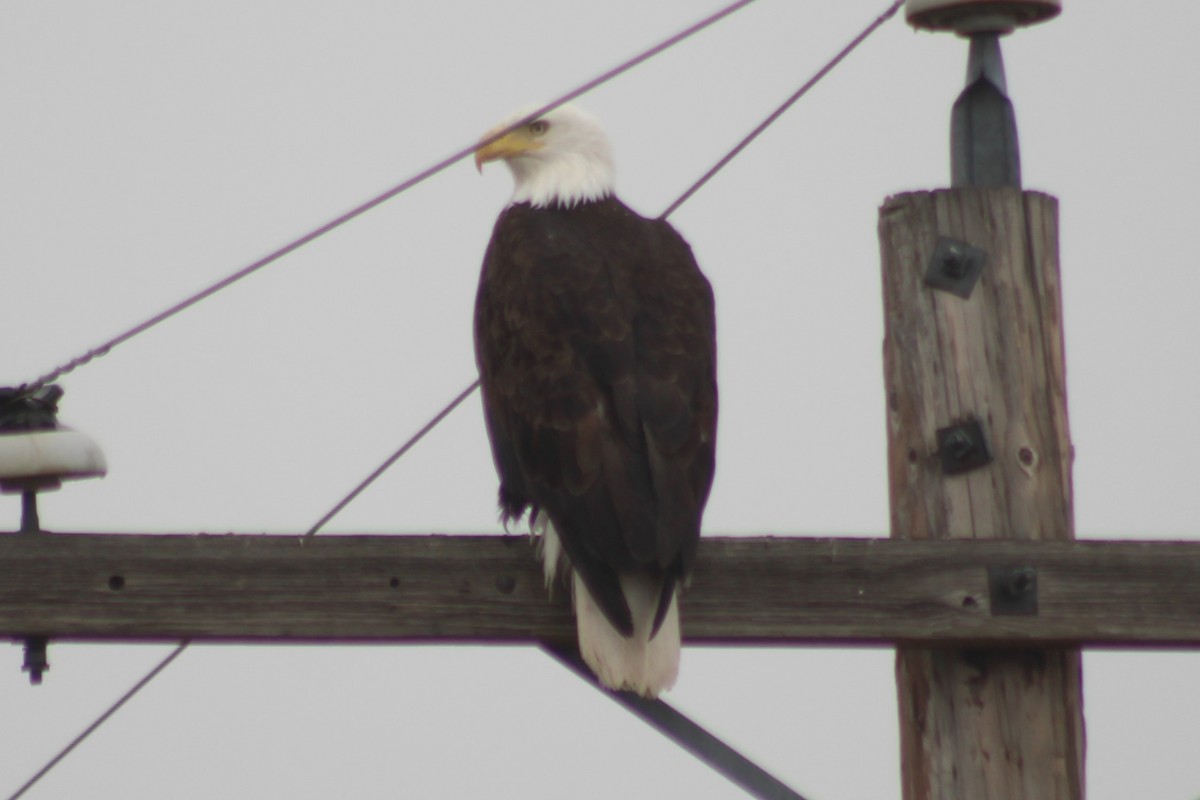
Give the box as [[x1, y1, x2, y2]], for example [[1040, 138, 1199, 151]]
[[537, 518, 681, 697], [540, 520, 681, 695], [573, 572, 680, 698]]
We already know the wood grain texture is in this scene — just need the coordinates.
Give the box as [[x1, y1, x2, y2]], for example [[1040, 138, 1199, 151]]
[[879, 189, 1085, 799], [1, 534, 1198, 645]]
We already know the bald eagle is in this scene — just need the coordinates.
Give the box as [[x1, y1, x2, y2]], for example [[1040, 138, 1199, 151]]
[[473, 106, 717, 697]]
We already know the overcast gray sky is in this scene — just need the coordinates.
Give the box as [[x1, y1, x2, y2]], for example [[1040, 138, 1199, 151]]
[[2, 1, 1198, 798]]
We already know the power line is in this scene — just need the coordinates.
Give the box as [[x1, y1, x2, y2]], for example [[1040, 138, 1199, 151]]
[[20, 0, 760, 397]]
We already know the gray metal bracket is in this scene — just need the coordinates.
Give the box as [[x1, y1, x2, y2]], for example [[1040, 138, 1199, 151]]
[[951, 32, 1021, 188], [924, 236, 987, 298]]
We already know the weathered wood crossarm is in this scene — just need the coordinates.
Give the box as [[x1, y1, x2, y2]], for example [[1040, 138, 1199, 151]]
[[2, 534, 1198, 645]]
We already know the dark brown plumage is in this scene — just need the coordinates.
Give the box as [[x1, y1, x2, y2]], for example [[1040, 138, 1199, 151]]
[[474, 196, 717, 638]]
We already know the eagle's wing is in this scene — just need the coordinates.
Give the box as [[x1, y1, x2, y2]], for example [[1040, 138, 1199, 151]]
[[474, 202, 716, 635]]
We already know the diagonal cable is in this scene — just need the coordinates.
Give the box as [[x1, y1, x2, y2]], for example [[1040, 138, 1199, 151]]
[[660, 0, 905, 219], [21, 0, 759, 396], [304, 379, 480, 536], [6, 3, 903, 797], [6, 642, 188, 800], [543, 644, 810, 800]]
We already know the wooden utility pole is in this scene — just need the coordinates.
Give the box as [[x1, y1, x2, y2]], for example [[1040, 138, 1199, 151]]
[[880, 189, 1085, 798], [882, 3, 1083, 796]]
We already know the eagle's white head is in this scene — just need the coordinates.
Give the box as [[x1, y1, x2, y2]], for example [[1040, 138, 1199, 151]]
[[474, 105, 615, 209]]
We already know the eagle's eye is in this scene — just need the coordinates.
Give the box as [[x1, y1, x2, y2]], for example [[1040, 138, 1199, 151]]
[[528, 120, 550, 136]]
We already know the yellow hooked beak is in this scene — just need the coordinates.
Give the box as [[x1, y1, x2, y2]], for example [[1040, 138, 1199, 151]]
[[474, 125, 543, 173]]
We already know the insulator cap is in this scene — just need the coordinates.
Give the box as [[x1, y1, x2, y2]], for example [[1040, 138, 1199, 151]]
[[906, 0, 1060, 34], [0, 428, 107, 492]]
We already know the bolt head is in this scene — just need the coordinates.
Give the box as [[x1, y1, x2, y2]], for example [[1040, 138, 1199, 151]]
[[937, 419, 993, 475], [924, 237, 986, 299]]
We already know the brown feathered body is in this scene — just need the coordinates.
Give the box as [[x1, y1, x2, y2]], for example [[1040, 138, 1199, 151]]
[[474, 196, 717, 694]]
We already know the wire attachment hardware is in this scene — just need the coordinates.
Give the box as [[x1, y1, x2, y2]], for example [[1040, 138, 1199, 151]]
[[22, 637, 50, 685], [937, 418, 993, 475], [924, 236, 987, 298], [988, 565, 1039, 615], [2, 385, 108, 684]]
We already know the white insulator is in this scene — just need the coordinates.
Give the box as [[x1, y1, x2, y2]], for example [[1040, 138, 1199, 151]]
[[0, 428, 107, 492], [906, 0, 1061, 34]]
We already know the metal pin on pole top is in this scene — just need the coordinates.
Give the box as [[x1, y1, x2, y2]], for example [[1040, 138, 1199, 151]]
[[903, 0, 1061, 188], [951, 31, 1021, 187]]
